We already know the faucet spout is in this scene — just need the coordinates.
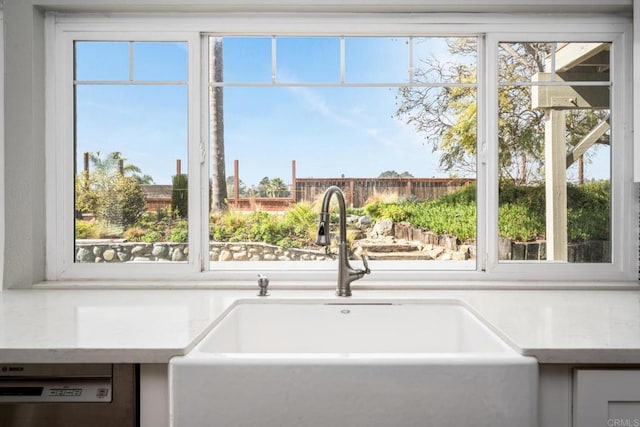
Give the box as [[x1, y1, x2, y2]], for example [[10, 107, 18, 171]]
[[316, 186, 370, 297]]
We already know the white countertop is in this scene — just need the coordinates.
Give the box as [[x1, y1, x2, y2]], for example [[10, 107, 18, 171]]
[[0, 284, 639, 364]]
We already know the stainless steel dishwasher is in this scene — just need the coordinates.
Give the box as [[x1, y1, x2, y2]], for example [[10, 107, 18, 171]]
[[0, 363, 137, 427]]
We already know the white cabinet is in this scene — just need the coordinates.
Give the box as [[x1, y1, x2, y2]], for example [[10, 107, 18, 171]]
[[140, 364, 169, 427], [574, 370, 640, 427], [139, 364, 640, 427]]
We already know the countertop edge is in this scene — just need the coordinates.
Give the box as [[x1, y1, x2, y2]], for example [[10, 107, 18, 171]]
[[2, 288, 640, 365], [0, 348, 189, 364]]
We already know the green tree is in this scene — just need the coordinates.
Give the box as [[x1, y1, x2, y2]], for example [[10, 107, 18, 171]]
[[495, 42, 549, 183], [254, 177, 290, 198], [396, 38, 482, 177], [397, 40, 608, 184], [76, 169, 147, 230], [256, 177, 271, 197], [226, 176, 247, 198], [102, 175, 147, 228], [266, 177, 289, 198], [378, 170, 414, 178], [76, 151, 150, 232]]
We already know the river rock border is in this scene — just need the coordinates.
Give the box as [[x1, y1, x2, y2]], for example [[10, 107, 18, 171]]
[[75, 241, 329, 263], [76, 241, 189, 263]]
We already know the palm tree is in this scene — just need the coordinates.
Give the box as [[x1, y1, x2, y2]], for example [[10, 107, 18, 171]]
[[88, 151, 154, 184], [266, 177, 289, 198], [210, 37, 228, 211]]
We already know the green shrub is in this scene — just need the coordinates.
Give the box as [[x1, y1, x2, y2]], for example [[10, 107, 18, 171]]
[[361, 180, 609, 243], [210, 211, 248, 242], [346, 207, 366, 216], [363, 199, 475, 241], [282, 202, 319, 241], [275, 236, 301, 249], [363, 201, 385, 219], [378, 204, 408, 223], [246, 211, 281, 244], [123, 227, 146, 242], [135, 209, 172, 241], [498, 204, 544, 241], [209, 203, 319, 248], [169, 220, 189, 243], [141, 231, 160, 243], [567, 181, 610, 241], [438, 183, 476, 204], [403, 201, 476, 241], [75, 220, 99, 239]]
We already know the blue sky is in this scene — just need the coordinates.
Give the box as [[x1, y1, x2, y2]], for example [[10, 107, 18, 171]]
[[223, 85, 441, 185], [75, 38, 609, 187], [75, 41, 188, 183], [75, 38, 446, 186]]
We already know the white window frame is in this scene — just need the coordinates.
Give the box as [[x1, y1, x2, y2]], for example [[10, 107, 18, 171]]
[[45, 19, 205, 280], [44, 12, 637, 284], [486, 30, 635, 281], [202, 33, 485, 282]]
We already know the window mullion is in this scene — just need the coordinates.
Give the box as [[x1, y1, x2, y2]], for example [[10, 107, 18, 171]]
[[129, 41, 135, 81], [340, 36, 345, 83], [187, 33, 204, 273], [271, 36, 277, 83], [200, 34, 211, 272], [408, 36, 414, 84], [476, 34, 488, 273], [484, 33, 500, 273]]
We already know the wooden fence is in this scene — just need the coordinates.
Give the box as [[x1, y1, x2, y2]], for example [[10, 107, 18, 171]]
[[142, 159, 474, 212], [293, 177, 474, 208], [144, 177, 473, 212]]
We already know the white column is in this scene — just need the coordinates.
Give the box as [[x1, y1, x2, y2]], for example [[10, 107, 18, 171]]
[[544, 109, 568, 261]]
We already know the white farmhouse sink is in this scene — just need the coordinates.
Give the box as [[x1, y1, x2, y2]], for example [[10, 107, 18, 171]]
[[196, 300, 514, 354], [170, 299, 537, 427]]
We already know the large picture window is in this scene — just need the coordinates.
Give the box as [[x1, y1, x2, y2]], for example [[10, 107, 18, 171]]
[[207, 36, 478, 268], [46, 14, 635, 281]]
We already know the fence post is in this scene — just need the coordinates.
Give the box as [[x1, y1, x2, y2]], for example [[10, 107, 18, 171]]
[[291, 160, 297, 203], [83, 152, 90, 191], [234, 159, 239, 203], [349, 179, 355, 207]]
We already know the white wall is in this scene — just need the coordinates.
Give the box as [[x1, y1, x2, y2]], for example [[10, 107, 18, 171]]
[[3, 1, 46, 288], [1, 0, 633, 288]]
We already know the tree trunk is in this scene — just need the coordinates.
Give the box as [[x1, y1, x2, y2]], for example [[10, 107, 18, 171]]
[[210, 37, 228, 212], [518, 152, 527, 185]]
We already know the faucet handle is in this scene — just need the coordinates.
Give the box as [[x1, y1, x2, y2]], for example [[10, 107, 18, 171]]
[[360, 252, 371, 275], [257, 274, 270, 296]]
